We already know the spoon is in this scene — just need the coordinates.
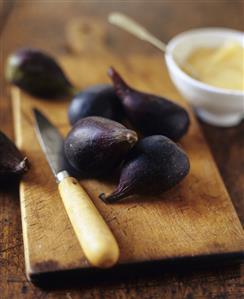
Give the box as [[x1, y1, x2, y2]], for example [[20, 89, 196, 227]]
[[108, 12, 198, 79]]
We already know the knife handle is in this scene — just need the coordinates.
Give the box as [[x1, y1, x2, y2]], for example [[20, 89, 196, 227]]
[[58, 176, 119, 268]]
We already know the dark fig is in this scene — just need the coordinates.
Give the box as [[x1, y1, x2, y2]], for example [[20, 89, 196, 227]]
[[6, 48, 75, 99], [0, 131, 29, 183], [64, 116, 138, 177], [108, 67, 190, 141], [100, 135, 190, 203], [68, 84, 124, 125]]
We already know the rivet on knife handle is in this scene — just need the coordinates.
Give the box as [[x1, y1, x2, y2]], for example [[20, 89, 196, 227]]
[[58, 174, 120, 268]]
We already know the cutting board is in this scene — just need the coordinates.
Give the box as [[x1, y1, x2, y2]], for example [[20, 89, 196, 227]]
[[12, 30, 244, 283]]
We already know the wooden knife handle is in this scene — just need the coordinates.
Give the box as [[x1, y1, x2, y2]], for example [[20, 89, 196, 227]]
[[58, 176, 119, 268]]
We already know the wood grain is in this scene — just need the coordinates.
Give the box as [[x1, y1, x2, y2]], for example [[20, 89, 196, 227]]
[[1, 0, 244, 298], [12, 52, 244, 282]]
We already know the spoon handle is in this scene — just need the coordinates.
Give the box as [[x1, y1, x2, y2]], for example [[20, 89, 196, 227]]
[[108, 12, 167, 53]]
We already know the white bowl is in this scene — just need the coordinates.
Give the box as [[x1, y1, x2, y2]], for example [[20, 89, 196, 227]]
[[165, 28, 244, 127]]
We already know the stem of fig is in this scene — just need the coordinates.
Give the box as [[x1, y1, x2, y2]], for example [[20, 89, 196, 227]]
[[99, 192, 122, 204], [126, 132, 138, 145], [108, 67, 131, 98], [16, 157, 29, 174]]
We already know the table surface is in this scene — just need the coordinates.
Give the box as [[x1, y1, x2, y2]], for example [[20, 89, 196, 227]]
[[0, 1, 243, 298]]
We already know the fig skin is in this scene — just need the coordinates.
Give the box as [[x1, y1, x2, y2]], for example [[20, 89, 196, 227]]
[[64, 116, 138, 177], [0, 131, 29, 184], [100, 135, 190, 203], [108, 67, 190, 141], [68, 84, 124, 126], [6, 48, 74, 99]]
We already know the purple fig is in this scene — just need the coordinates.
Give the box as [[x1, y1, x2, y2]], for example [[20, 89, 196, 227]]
[[6, 48, 75, 99], [0, 131, 29, 184], [68, 84, 124, 125], [108, 67, 190, 141], [100, 135, 190, 203], [64, 116, 138, 177]]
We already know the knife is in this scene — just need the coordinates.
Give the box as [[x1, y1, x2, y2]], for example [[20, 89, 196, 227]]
[[33, 108, 119, 268]]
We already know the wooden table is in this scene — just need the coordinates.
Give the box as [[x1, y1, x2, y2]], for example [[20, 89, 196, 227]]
[[0, 1, 243, 298]]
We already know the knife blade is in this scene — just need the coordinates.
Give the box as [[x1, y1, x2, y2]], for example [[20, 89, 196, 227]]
[[33, 108, 66, 180], [33, 108, 119, 268]]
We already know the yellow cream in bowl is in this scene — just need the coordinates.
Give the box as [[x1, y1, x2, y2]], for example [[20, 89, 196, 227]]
[[183, 42, 244, 91]]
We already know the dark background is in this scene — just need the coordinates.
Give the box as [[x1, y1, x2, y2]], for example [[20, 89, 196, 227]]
[[0, 1, 243, 298]]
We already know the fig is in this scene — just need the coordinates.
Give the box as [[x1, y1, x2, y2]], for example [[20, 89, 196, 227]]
[[0, 131, 29, 184], [64, 116, 138, 177], [108, 67, 190, 141], [68, 84, 123, 125], [6, 48, 75, 99], [100, 135, 190, 203]]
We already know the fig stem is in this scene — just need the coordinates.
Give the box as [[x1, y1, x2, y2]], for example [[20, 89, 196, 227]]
[[99, 191, 127, 204], [126, 132, 138, 145], [99, 193, 118, 204], [108, 67, 130, 98], [15, 157, 30, 174], [99, 193, 107, 202]]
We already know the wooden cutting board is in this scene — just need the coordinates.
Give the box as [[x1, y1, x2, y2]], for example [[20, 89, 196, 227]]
[[12, 48, 244, 283]]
